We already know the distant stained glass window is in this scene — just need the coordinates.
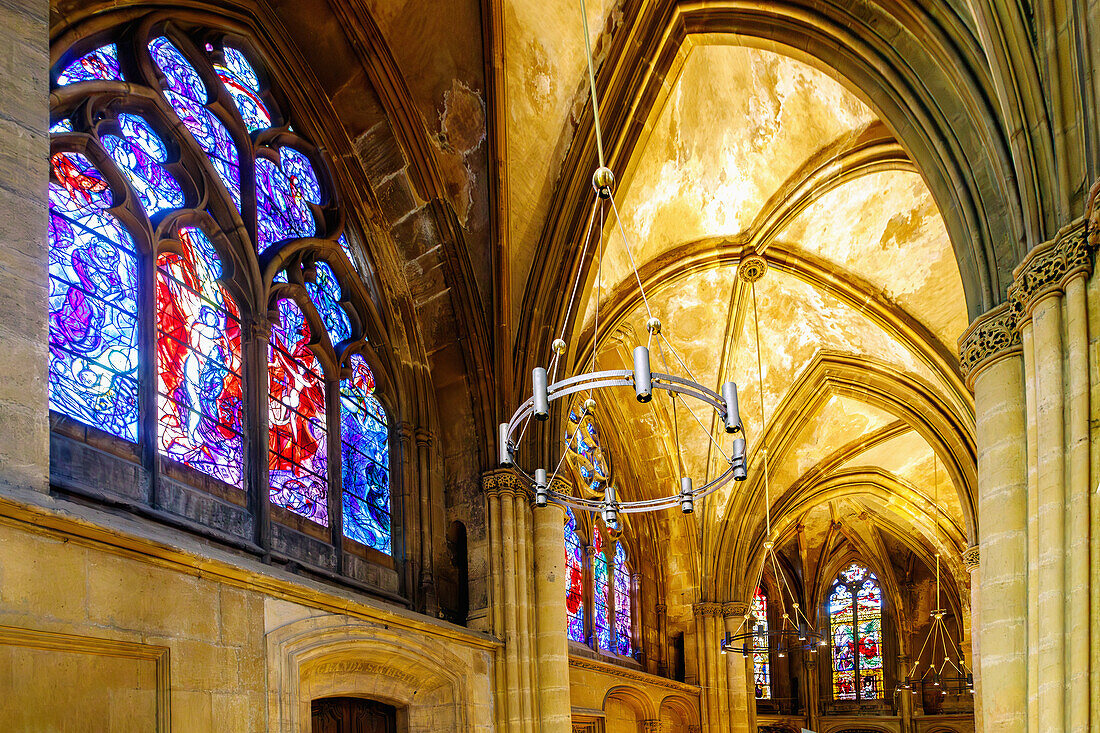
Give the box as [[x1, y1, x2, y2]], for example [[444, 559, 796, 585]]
[[830, 563, 884, 700], [613, 542, 632, 656], [593, 528, 611, 651], [341, 354, 390, 552], [156, 227, 243, 486], [566, 406, 611, 492], [565, 508, 585, 643], [268, 299, 329, 525], [752, 588, 771, 699]]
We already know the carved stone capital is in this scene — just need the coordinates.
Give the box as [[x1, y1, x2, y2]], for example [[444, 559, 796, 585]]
[[1008, 221, 1092, 319], [958, 301, 1021, 387], [414, 427, 433, 447], [692, 602, 722, 618], [643, 722, 664, 733], [724, 601, 750, 618], [963, 545, 980, 572], [482, 468, 522, 498], [655, 603, 667, 614]]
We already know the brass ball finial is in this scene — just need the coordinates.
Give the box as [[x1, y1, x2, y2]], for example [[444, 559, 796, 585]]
[[646, 316, 662, 334], [584, 397, 597, 413], [592, 167, 615, 198], [738, 254, 768, 283], [763, 540, 774, 550], [552, 338, 567, 354]]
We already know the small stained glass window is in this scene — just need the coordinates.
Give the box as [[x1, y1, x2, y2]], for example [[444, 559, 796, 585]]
[[564, 508, 585, 643], [57, 44, 122, 85], [340, 354, 390, 553], [593, 528, 611, 651], [613, 542, 632, 656], [752, 588, 771, 699], [214, 47, 272, 131], [48, 155, 139, 441], [268, 299, 329, 525], [156, 227, 243, 486], [830, 562, 884, 700], [305, 262, 352, 344], [102, 114, 185, 215]]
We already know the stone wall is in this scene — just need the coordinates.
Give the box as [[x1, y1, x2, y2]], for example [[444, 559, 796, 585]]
[[0, 494, 496, 732]]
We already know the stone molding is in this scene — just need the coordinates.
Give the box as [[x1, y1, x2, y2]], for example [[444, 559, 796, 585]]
[[960, 217, 1097, 386], [567, 655, 701, 694], [958, 302, 1021, 387], [723, 601, 750, 618], [1008, 220, 1092, 319], [692, 601, 722, 618], [963, 545, 980, 572]]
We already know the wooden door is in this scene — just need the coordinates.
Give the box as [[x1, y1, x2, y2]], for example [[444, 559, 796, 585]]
[[311, 697, 397, 733]]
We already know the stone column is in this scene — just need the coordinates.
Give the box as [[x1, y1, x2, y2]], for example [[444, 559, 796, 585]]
[[533, 496, 570, 733], [897, 654, 912, 733], [963, 545, 982, 733], [804, 656, 820, 733], [960, 303, 1028, 733], [656, 603, 669, 676], [415, 428, 437, 614], [723, 603, 752, 732], [693, 602, 726, 732]]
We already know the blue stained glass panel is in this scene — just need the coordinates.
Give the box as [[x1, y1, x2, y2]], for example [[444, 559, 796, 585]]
[[281, 147, 322, 205], [341, 354, 390, 553], [162, 91, 241, 210], [157, 227, 244, 486], [256, 155, 315, 251], [48, 177, 139, 441], [214, 47, 271, 131], [305, 262, 351, 344], [268, 298, 329, 525], [149, 37, 207, 102], [51, 119, 74, 133], [57, 44, 122, 85], [102, 114, 184, 215]]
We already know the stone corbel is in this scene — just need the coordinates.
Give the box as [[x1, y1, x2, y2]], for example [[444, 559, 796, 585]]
[[963, 545, 979, 573]]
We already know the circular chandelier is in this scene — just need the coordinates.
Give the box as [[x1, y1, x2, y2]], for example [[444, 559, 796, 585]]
[[496, 0, 751, 526]]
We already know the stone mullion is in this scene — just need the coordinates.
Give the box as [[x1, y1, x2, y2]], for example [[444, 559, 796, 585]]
[[584, 545, 596, 648], [324, 375, 344, 574], [246, 317, 272, 552], [140, 237, 160, 510]]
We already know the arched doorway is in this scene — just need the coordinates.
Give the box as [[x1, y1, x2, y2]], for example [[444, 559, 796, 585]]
[[311, 697, 397, 733]]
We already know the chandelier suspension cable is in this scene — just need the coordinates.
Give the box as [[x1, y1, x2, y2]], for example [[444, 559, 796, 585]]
[[552, 195, 603, 384], [578, 0, 605, 168], [750, 280, 772, 540]]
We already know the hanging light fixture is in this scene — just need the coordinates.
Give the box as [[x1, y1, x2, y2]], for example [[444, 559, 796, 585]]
[[719, 260, 826, 656], [894, 455, 974, 699], [498, 0, 750, 522]]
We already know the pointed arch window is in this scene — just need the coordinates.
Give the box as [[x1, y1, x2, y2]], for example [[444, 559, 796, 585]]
[[752, 587, 771, 699], [564, 508, 585, 643], [829, 563, 884, 700], [48, 18, 394, 584], [592, 527, 612, 651], [613, 541, 633, 656]]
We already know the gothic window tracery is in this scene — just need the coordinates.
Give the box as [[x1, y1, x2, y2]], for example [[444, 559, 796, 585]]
[[48, 18, 392, 563], [829, 562, 884, 700]]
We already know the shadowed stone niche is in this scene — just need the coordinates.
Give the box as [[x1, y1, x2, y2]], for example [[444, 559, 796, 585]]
[[267, 613, 481, 732]]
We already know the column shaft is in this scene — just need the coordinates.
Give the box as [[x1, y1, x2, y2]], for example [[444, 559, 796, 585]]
[[500, 491, 522, 729], [1030, 295, 1066, 732], [533, 503, 571, 732], [973, 353, 1028, 733], [513, 493, 536, 733]]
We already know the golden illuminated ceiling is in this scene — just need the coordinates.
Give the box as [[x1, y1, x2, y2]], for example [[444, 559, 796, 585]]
[[503, 17, 975, 612]]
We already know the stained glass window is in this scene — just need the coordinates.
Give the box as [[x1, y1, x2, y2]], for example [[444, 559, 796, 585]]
[[255, 151, 318, 252], [268, 299, 329, 525], [564, 508, 586, 643], [830, 562, 884, 700], [566, 405, 611, 492], [50, 19, 390, 570], [57, 44, 122, 85], [48, 156, 139, 441], [613, 542, 632, 656], [340, 354, 390, 552], [156, 227, 243, 486], [752, 588, 771, 699], [593, 528, 611, 651], [102, 114, 185, 215], [150, 36, 241, 210], [306, 262, 352, 344], [213, 47, 272, 131]]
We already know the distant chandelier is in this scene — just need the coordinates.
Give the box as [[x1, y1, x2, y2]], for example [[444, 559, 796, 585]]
[[896, 456, 974, 697], [497, 0, 750, 525]]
